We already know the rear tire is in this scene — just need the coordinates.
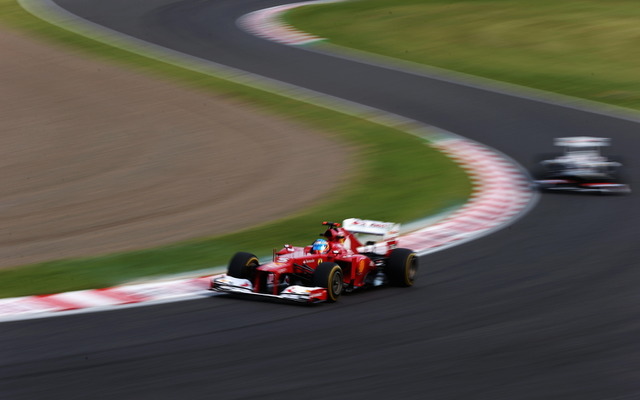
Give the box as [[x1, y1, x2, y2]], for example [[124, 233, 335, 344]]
[[228, 252, 259, 280], [386, 248, 418, 287], [313, 262, 344, 303]]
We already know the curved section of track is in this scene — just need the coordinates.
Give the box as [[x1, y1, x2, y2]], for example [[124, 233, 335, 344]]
[[2, 1, 639, 399]]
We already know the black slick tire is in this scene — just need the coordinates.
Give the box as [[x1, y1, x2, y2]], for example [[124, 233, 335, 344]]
[[386, 248, 418, 287], [313, 262, 344, 303], [228, 252, 259, 280]]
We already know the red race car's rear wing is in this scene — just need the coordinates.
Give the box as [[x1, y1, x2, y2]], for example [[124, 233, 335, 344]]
[[341, 218, 401, 255], [342, 218, 400, 239]]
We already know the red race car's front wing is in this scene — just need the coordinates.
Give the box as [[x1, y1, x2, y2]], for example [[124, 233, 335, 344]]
[[210, 275, 328, 304]]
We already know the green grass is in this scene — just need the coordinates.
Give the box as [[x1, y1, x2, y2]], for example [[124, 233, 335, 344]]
[[0, 1, 471, 298], [288, 0, 640, 110]]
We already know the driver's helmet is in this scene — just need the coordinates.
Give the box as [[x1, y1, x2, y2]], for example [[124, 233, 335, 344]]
[[311, 238, 330, 254]]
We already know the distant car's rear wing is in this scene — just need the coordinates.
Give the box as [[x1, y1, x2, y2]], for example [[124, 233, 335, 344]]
[[554, 137, 610, 148], [342, 218, 400, 239]]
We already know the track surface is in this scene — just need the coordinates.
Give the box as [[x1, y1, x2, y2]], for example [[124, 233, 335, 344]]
[[2, 1, 639, 399]]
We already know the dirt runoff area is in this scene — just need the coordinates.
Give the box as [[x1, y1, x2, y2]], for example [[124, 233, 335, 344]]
[[0, 26, 350, 269]]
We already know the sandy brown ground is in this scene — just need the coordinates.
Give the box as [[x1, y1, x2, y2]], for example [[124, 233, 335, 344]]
[[0, 26, 350, 268]]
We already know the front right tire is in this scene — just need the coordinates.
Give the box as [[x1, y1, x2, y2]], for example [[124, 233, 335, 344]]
[[313, 262, 344, 302]]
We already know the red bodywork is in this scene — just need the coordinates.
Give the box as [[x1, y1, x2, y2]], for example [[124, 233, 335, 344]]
[[246, 222, 396, 296]]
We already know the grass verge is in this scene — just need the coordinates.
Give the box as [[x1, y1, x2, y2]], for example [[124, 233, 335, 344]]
[[288, 0, 640, 111], [0, 0, 471, 298]]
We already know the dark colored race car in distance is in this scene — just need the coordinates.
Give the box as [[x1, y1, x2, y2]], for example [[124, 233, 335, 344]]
[[532, 136, 631, 194], [210, 218, 418, 304]]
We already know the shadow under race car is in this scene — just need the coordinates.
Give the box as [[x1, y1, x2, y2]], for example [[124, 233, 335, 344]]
[[210, 218, 418, 304], [532, 136, 631, 194]]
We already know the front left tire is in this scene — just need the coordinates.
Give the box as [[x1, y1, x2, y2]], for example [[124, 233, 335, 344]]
[[228, 252, 259, 281]]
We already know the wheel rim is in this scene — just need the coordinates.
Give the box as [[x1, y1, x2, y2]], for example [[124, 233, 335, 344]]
[[331, 270, 343, 296], [244, 258, 259, 279], [406, 256, 417, 282]]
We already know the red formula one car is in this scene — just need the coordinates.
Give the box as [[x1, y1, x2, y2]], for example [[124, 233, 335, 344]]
[[210, 218, 418, 304]]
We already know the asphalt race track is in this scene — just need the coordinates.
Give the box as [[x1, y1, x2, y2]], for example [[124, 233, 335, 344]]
[[2, 1, 639, 399]]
